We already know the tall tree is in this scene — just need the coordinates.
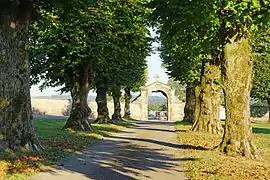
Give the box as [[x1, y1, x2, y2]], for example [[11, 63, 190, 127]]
[[30, 1, 109, 130], [153, 1, 223, 133], [93, 0, 151, 123], [0, 1, 42, 151], [151, 0, 270, 158], [217, 1, 269, 159], [0, 0, 91, 150]]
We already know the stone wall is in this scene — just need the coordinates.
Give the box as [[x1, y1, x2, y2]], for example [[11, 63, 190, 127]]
[[31, 98, 268, 122], [31, 98, 124, 118], [32, 98, 142, 119], [220, 104, 269, 122]]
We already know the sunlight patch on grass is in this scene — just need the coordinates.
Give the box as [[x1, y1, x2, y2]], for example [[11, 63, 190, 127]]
[[175, 121, 270, 180]]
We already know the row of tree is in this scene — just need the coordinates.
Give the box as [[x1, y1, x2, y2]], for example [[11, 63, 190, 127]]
[[1, 0, 269, 160], [0, 0, 150, 151], [151, 0, 270, 159]]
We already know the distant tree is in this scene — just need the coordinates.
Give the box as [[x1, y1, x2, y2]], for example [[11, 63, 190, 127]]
[[167, 79, 185, 101], [251, 29, 270, 122], [148, 102, 167, 112]]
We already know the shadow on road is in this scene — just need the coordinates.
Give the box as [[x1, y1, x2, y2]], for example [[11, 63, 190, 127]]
[[34, 120, 202, 179], [109, 136, 207, 150], [43, 139, 198, 180]]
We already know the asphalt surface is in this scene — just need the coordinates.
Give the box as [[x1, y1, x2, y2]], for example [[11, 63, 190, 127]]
[[32, 120, 188, 180]]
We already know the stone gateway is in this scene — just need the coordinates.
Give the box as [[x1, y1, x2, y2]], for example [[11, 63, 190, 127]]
[[130, 81, 184, 121]]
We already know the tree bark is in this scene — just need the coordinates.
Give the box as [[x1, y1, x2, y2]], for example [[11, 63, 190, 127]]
[[219, 37, 257, 159], [0, 1, 42, 151], [112, 88, 122, 122], [192, 60, 223, 134], [95, 87, 111, 123], [63, 65, 92, 131], [123, 88, 131, 119], [183, 84, 196, 123]]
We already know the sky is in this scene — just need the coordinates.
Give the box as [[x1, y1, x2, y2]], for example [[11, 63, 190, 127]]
[[30, 47, 169, 97]]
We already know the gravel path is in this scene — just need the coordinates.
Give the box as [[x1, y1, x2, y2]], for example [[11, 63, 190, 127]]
[[32, 120, 188, 180]]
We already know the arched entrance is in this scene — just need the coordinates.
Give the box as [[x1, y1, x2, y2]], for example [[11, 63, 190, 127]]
[[130, 81, 184, 121], [148, 90, 168, 120]]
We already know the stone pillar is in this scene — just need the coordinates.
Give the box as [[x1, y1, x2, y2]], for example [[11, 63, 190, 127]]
[[140, 90, 148, 120]]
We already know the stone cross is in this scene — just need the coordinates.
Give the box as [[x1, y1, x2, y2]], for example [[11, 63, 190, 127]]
[[154, 74, 160, 82]]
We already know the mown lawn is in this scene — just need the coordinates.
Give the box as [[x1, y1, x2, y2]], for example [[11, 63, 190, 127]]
[[0, 119, 134, 180], [175, 121, 270, 180]]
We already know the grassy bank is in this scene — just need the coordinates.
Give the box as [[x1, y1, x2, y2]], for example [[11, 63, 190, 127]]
[[0, 119, 134, 180], [175, 121, 270, 180]]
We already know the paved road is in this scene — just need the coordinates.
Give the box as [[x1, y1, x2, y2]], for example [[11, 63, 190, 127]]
[[32, 120, 188, 180]]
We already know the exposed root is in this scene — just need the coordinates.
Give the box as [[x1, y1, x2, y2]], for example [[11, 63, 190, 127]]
[[64, 118, 93, 131], [219, 137, 258, 159]]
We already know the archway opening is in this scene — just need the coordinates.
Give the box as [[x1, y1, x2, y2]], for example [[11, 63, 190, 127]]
[[148, 90, 168, 120]]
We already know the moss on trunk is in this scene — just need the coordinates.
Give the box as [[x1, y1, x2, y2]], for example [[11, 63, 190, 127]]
[[123, 88, 131, 119], [95, 87, 111, 123], [183, 84, 196, 123], [112, 88, 122, 122], [219, 37, 257, 159], [192, 60, 223, 134], [0, 2, 42, 151]]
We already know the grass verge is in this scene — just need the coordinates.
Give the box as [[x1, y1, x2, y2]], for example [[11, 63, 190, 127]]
[[0, 119, 134, 180], [175, 121, 270, 180]]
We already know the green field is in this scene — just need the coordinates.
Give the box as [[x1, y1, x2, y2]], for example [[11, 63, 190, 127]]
[[0, 119, 133, 180], [175, 121, 270, 180]]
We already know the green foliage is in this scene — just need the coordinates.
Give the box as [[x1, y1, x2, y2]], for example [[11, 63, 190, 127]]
[[30, 1, 113, 92], [151, 0, 270, 86], [250, 28, 270, 104], [148, 102, 167, 112], [93, 0, 151, 95], [31, 0, 151, 96], [167, 79, 185, 101]]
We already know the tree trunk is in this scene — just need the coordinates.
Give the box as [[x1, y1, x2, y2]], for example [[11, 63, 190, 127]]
[[183, 84, 196, 123], [0, 2, 42, 151], [95, 87, 111, 123], [192, 60, 223, 134], [64, 65, 92, 131], [123, 88, 131, 119], [219, 37, 257, 159], [112, 88, 122, 122]]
